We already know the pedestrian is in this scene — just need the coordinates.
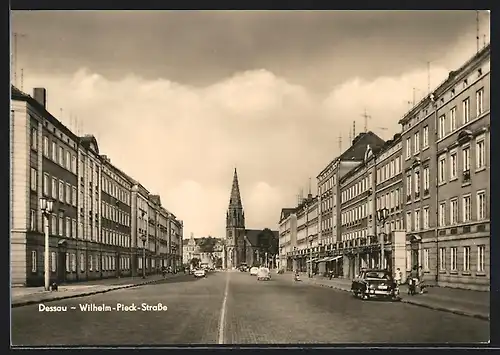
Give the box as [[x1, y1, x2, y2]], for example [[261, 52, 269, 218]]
[[408, 266, 418, 295], [418, 266, 427, 294], [394, 267, 402, 286]]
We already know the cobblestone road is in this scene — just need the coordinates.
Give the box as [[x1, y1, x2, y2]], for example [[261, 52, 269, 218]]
[[11, 271, 489, 346]]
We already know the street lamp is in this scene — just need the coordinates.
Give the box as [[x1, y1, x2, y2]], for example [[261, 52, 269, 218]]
[[279, 246, 283, 271], [376, 207, 389, 270], [40, 197, 54, 291], [141, 234, 147, 279], [309, 237, 314, 278]]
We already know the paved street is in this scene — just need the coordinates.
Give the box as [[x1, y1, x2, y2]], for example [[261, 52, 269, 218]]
[[12, 271, 489, 346]]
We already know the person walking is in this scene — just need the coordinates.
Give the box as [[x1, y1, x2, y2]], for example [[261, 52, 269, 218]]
[[418, 265, 427, 294], [394, 267, 402, 286]]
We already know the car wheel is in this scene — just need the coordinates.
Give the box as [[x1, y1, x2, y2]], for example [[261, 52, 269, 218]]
[[362, 292, 369, 300]]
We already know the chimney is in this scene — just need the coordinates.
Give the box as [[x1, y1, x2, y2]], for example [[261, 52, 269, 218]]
[[33, 88, 47, 109]]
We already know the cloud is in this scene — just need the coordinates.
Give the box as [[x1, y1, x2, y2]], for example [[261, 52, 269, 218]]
[[19, 37, 479, 237]]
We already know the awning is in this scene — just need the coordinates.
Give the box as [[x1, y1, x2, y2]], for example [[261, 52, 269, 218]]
[[306, 258, 320, 263], [315, 257, 331, 263]]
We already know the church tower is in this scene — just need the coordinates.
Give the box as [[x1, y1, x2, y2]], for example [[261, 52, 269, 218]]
[[225, 168, 246, 269]]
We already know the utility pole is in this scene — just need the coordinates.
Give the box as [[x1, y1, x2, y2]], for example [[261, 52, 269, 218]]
[[20, 68, 24, 91], [337, 134, 342, 154], [427, 62, 431, 95], [361, 109, 371, 133], [476, 10, 480, 53], [12, 32, 27, 87]]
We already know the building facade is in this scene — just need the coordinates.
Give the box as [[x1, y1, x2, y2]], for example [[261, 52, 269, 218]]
[[182, 233, 224, 266], [278, 208, 297, 271], [11, 86, 183, 286], [399, 44, 490, 291]]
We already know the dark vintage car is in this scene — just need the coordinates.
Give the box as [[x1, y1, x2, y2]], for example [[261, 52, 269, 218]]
[[351, 269, 400, 301]]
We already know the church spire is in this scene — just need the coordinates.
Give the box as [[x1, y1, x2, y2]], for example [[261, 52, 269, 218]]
[[227, 168, 245, 228], [229, 168, 242, 208]]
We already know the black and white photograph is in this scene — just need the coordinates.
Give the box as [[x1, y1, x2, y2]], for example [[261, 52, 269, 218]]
[[10, 9, 490, 346]]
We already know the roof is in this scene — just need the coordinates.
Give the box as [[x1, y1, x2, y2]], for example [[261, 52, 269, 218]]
[[340, 133, 401, 184], [101, 155, 137, 186], [399, 43, 490, 125], [279, 208, 296, 222]]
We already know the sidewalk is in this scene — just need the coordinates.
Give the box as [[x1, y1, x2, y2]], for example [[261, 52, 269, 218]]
[[282, 273, 490, 321], [11, 273, 183, 308]]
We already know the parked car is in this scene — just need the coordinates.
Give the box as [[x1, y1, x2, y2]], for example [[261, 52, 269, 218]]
[[257, 267, 271, 281], [250, 267, 259, 276], [238, 264, 249, 272], [351, 269, 399, 301], [193, 269, 206, 278]]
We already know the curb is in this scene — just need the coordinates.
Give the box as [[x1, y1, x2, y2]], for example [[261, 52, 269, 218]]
[[12, 276, 177, 308], [307, 280, 489, 321]]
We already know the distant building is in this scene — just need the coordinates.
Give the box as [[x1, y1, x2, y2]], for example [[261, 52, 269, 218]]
[[182, 233, 224, 266]]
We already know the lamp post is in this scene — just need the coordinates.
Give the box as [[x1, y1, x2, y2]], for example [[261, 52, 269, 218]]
[[279, 246, 283, 270], [308, 237, 313, 278], [40, 197, 54, 291], [172, 244, 177, 272], [376, 207, 389, 269], [141, 234, 147, 278]]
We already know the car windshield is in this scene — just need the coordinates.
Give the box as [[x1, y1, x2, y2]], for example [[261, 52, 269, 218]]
[[365, 271, 391, 279]]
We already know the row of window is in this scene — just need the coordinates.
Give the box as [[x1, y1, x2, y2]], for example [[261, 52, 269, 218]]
[[38, 171, 78, 207], [341, 172, 373, 204], [102, 175, 131, 205], [101, 201, 131, 226], [406, 168, 430, 199], [419, 245, 486, 273], [438, 136, 486, 184], [341, 200, 374, 225], [318, 176, 336, 196], [438, 89, 485, 140], [376, 154, 403, 184], [376, 188, 403, 210], [39, 133, 78, 174], [320, 216, 334, 231], [30, 251, 132, 273], [405, 126, 429, 159], [341, 218, 404, 241], [102, 229, 131, 247], [437, 191, 487, 227]]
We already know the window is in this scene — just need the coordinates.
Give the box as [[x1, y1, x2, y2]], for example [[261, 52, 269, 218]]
[[438, 156, 446, 183], [89, 255, 93, 271], [58, 146, 64, 166], [414, 132, 420, 153], [414, 209, 420, 230], [450, 152, 457, 179], [52, 178, 57, 199], [439, 248, 446, 270], [72, 186, 77, 206], [31, 251, 37, 272], [72, 219, 77, 238], [423, 249, 429, 270], [423, 206, 429, 229], [80, 254, 85, 272], [476, 88, 484, 116], [66, 151, 71, 170], [423, 167, 430, 193], [30, 168, 37, 191], [406, 175, 412, 197], [463, 247, 470, 272], [422, 126, 429, 148], [66, 217, 71, 237], [439, 202, 446, 226], [462, 195, 471, 222], [59, 213, 64, 236], [406, 211, 412, 231], [463, 146, 470, 172], [51, 251, 57, 272], [71, 155, 77, 174], [71, 253, 77, 272], [477, 191, 486, 220], [414, 170, 420, 196], [51, 142, 57, 161], [463, 97, 470, 124], [476, 137, 485, 169], [30, 209, 36, 231], [30, 127, 38, 150], [58, 180, 64, 201], [477, 245, 485, 272], [406, 137, 411, 159], [439, 115, 446, 139], [450, 106, 457, 131], [43, 136, 49, 156], [450, 247, 457, 271], [43, 173, 49, 196], [450, 198, 458, 224], [51, 214, 57, 235], [66, 252, 70, 272], [65, 183, 71, 204]]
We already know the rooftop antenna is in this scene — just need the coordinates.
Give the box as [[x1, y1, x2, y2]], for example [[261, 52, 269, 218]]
[[348, 126, 352, 146], [483, 34, 486, 48], [12, 32, 27, 87], [308, 178, 311, 196], [361, 109, 371, 132], [20, 68, 24, 91], [427, 62, 431, 95], [476, 10, 480, 53], [353, 121, 356, 139], [337, 134, 342, 153]]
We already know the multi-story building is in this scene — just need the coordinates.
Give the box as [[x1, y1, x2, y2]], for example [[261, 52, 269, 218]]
[[11, 85, 183, 286], [156, 204, 169, 269], [169, 217, 183, 269], [399, 44, 490, 291], [278, 208, 297, 271], [182, 233, 224, 266], [293, 195, 318, 273], [131, 182, 150, 275], [100, 156, 133, 278]]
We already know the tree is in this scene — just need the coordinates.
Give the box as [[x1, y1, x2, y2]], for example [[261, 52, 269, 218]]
[[198, 236, 220, 263], [214, 257, 223, 269], [190, 257, 201, 268], [256, 228, 279, 265]]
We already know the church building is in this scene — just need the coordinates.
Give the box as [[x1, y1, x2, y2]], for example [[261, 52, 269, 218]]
[[224, 169, 279, 269]]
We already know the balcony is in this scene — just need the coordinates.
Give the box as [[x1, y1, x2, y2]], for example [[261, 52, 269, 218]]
[[462, 170, 471, 183]]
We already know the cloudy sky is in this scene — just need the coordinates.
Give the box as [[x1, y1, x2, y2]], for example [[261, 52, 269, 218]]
[[11, 10, 490, 238]]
